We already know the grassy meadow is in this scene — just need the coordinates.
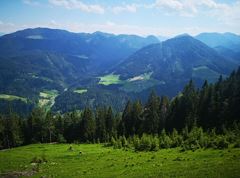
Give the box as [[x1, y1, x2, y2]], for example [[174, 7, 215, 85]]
[[0, 144, 240, 178], [0, 94, 27, 103], [38, 90, 59, 109], [98, 74, 122, 85]]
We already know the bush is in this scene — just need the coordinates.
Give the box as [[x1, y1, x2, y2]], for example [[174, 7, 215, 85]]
[[110, 137, 116, 146], [151, 136, 159, 151], [113, 138, 122, 149], [233, 139, 240, 148], [171, 129, 183, 147], [133, 135, 140, 150], [216, 136, 229, 149], [181, 127, 204, 151], [57, 134, 66, 143], [159, 130, 172, 148], [139, 134, 152, 151], [121, 136, 128, 148], [31, 155, 47, 164]]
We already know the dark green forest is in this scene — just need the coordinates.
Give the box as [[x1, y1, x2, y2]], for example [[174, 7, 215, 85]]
[[1, 67, 240, 151]]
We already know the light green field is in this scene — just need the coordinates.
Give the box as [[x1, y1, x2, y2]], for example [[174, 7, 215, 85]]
[[38, 90, 58, 109], [26, 35, 44, 39], [0, 94, 27, 103], [74, 89, 88, 94], [0, 144, 240, 178], [98, 74, 122, 85], [127, 72, 153, 82]]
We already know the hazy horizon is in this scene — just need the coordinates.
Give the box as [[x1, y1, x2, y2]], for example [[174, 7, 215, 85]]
[[1, 0, 240, 36]]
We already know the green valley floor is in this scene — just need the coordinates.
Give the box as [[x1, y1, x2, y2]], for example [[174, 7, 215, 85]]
[[0, 144, 240, 178]]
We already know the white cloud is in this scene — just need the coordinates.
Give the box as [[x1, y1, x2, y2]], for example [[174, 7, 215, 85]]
[[22, 0, 40, 6], [49, 0, 105, 14], [112, 4, 137, 14], [0, 21, 17, 33], [150, 0, 240, 26], [155, 0, 183, 10]]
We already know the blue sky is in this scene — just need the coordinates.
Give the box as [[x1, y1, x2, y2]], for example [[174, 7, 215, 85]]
[[0, 0, 240, 36]]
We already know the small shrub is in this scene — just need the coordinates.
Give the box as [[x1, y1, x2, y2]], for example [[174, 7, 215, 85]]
[[121, 136, 128, 148], [110, 137, 116, 146], [31, 155, 47, 164], [139, 134, 151, 151], [57, 134, 66, 143], [216, 136, 229, 149], [113, 138, 122, 149], [133, 135, 140, 150], [151, 136, 159, 151], [159, 135, 172, 149], [68, 145, 74, 151], [233, 139, 240, 148]]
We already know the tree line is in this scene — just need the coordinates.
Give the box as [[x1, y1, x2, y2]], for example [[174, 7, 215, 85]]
[[0, 67, 240, 150]]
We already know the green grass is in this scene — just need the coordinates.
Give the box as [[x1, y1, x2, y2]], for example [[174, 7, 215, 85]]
[[98, 74, 122, 85], [127, 72, 153, 82], [26, 35, 43, 39], [0, 144, 240, 178], [0, 94, 27, 103], [74, 89, 88, 94], [38, 90, 58, 109]]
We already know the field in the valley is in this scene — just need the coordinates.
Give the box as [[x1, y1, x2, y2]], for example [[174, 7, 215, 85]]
[[0, 144, 240, 178]]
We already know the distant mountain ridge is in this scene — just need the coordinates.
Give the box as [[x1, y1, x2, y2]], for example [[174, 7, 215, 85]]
[[105, 35, 237, 98], [0, 28, 239, 113], [195, 32, 240, 51]]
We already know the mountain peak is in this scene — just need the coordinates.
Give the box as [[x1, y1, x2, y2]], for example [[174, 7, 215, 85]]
[[92, 31, 114, 37], [174, 33, 191, 38], [164, 33, 200, 46]]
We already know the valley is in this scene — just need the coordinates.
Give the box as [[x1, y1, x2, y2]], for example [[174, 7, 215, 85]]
[[1, 1, 240, 177], [0, 28, 239, 114]]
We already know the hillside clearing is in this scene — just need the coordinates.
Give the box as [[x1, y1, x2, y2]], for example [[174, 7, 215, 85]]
[[0, 94, 27, 103], [74, 89, 88, 94], [38, 90, 58, 109], [98, 74, 122, 85]]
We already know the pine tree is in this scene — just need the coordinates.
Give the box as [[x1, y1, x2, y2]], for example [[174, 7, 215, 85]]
[[105, 107, 115, 138], [96, 107, 107, 142], [144, 91, 160, 134], [131, 100, 143, 135], [121, 101, 132, 136], [45, 111, 55, 143], [80, 108, 95, 142], [27, 108, 46, 143], [159, 96, 169, 132]]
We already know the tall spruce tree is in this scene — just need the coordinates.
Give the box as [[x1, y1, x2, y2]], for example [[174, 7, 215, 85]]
[[96, 107, 107, 142], [131, 100, 143, 135], [144, 91, 160, 134], [121, 101, 132, 136], [80, 108, 95, 142]]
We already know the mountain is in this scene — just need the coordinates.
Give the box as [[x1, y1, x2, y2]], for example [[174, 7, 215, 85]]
[[0, 28, 159, 72], [0, 28, 159, 113], [107, 35, 237, 97], [0, 28, 239, 114], [157, 35, 170, 41], [195, 32, 240, 51]]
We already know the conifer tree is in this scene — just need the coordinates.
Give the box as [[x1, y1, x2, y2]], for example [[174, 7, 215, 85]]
[[144, 91, 160, 134]]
